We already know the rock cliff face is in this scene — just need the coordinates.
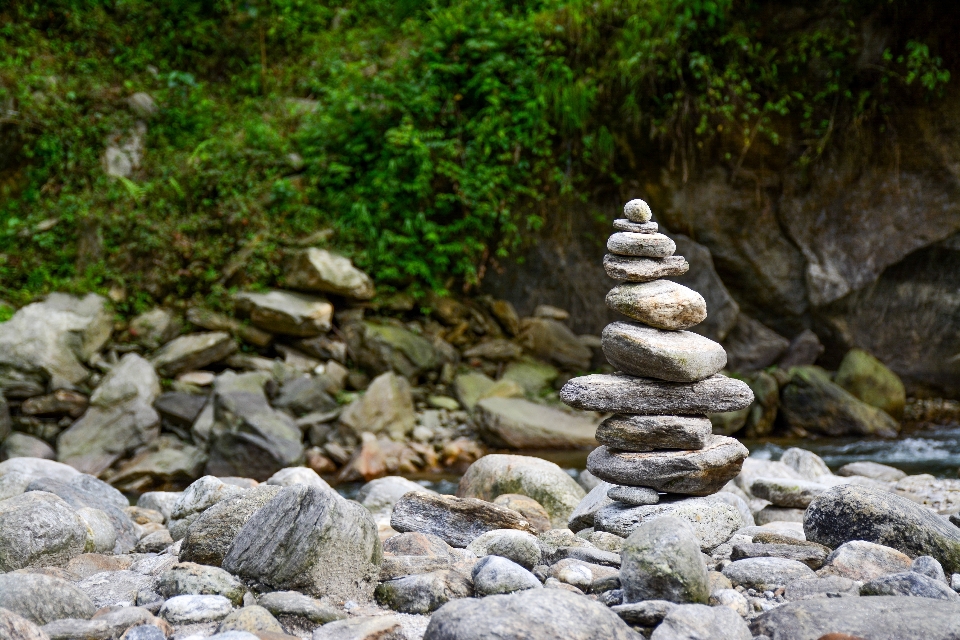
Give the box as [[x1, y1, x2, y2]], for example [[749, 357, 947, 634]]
[[483, 86, 960, 397]]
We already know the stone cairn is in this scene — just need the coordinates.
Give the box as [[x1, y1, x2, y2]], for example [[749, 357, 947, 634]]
[[560, 199, 754, 506]]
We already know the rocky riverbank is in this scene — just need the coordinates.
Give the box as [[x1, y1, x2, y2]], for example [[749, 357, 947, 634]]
[[3, 448, 960, 640]]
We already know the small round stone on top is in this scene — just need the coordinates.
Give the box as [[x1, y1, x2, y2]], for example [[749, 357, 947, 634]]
[[624, 199, 652, 223]]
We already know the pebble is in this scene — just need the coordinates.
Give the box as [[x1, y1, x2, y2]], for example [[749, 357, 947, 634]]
[[596, 415, 712, 452], [605, 281, 705, 330], [603, 254, 688, 282], [623, 199, 653, 223], [601, 322, 726, 383], [607, 485, 660, 506], [561, 373, 754, 415]]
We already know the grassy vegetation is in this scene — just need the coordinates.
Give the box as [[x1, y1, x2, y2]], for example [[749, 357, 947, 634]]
[[0, 0, 953, 315]]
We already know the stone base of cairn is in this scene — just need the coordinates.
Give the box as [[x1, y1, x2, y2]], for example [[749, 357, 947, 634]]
[[561, 199, 754, 509]]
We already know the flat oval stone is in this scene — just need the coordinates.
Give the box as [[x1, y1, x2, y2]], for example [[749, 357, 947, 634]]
[[603, 254, 689, 282], [560, 373, 754, 415], [606, 281, 706, 330], [612, 220, 657, 233], [596, 415, 712, 451], [607, 486, 660, 506], [602, 322, 725, 382], [607, 233, 675, 258], [586, 436, 749, 495]]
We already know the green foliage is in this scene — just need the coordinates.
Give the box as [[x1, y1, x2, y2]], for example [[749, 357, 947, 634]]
[[0, 0, 953, 310]]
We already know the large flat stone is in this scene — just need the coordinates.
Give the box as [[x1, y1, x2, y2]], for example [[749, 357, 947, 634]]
[[586, 436, 748, 495], [594, 496, 744, 551], [234, 290, 333, 337], [596, 415, 712, 451], [151, 332, 237, 377], [607, 232, 675, 258], [612, 219, 657, 233], [601, 322, 726, 383], [606, 281, 707, 331], [391, 492, 538, 548], [560, 373, 754, 415], [474, 397, 598, 450], [603, 254, 688, 282]]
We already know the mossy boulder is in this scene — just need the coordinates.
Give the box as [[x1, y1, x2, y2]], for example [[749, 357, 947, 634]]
[[835, 349, 906, 418]]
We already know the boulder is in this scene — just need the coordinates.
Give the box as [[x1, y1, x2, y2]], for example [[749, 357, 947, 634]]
[[561, 373, 754, 415], [339, 372, 416, 441], [57, 354, 161, 476], [668, 234, 740, 342], [234, 290, 333, 337], [472, 556, 542, 595], [375, 570, 472, 614], [517, 318, 592, 371], [223, 485, 382, 602], [154, 391, 208, 427], [835, 348, 907, 417], [458, 455, 586, 528], [780, 366, 899, 438], [837, 461, 905, 482], [107, 437, 208, 494], [272, 376, 338, 417], [422, 588, 640, 640], [780, 447, 832, 481], [805, 484, 960, 573], [179, 485, 282, 566], [595, 497, 744, 551], [391, 492, 538, 548], [650, 604, 751, 640], [0, 457, 79, 482], [722, 314, 790, 372], [0, 492, 87, 571], [284, 248, 375, 299], [620, 517, 709, 604], [185, 307, 273, 348], [0, 293, 111, 392], [343, 320, 441, 379], [473, 397, 599, 450], [0, 573, 95, 625], [150, 332, 237, 377], [500, 358, 559, 395]]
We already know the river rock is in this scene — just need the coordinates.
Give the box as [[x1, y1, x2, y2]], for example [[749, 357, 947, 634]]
[[57, 354, 161, 476], [817, 540, 913, 581], [339, 372, 416, 441], [603, 254, 689, 282], [2, 433, 54, 460], [167, 476, 247, 540], [284, 248, 375, 299], [423, 586, 638, 640], [835, 348, 906, 417], [272, 375, 338, 417], [492, 495, 552, 533], [783, 575, 861, 601], [624, 199, 653, 223], [605, 282, 706, 331], [473, 397, 599, 450], [467, 529, 541, 569], [0, 492, 87, 571], [613, 219, 657, 233], [611, 600, 675, 626], [780, 366, 900, 438], [257, 591, 346, 628], [607, 486, 660, 506], [76, 570, 154, 608], [159, 594, 233, 624], [375, 570, 471, 614], [587, 436, 748, 495], [234, 290, 333, 337], [751, 596, 960, 640], [223, 484, 381, 602], [601, 322, 726, 383], [204, 371, 305, 480], [472, 556, 541, 595], [805, 484, 960, 573], [595, 497, 744, 551], [517, 318, 593, 371], [561, 373, 754, 415], [344, 319, 441, 379], [913, 555, 948, 583], [779, 447, 832, 481], [860, 571, 959, 600], [730, 543, 828, 570], [595, 415, 712, 452], [458, 454, 586, 528], [607, 232, 675, 258], [568, 481, 617, 532], [312, 616, 405, 640], [621, 517, 709, 604], [722, 557, 816, 591], [151, 332, 237, 377], [0, 607, 48, 640], [0, 573, 95, 625], [216, 605, 284, 635], [391, 492, 537, 548], [750, 477, 828, 508], [837, 461, 906, 482], [157, 562, 247, 605], [76, 507, 117, 553], [357, 476, 431, 517], [650, 604, 751, 640]]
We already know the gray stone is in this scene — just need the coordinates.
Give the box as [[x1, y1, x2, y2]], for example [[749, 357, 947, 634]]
[[312, 616, 405, 640], [621, 517, 709, 604], [730, 543, 828, 570], [473, 397, 599, 450], [257, 591, 346, 628], [167, 476, 247, 541], [159, 594, 233, 624], [265, 466, 330, 489], [76, 508, 117, 553], [120, 624, 166, 640], [136, 529, 174, 553], [272, 375, 337, 417], [613, 219, 657, 233], [375, 570, 472, 613], [65, 554, 134, 580], [216, 605, 284, 635], [76, 570, 154, 608], [284, 248, 375, 299], [611, 600, 675, 626], [837, 461, 906, 482], [605, 282, 706, 331], [339, 372, 416, 441], [0, 492, 87, 571], [722, 314, 790, 372], [472, 555, 541, 595], [157, 562, 247, 605], [57, 354, 161, 476], [754, 505, 806, 525], [70, 475, 127, 510], [234, 290, 333, 337], [778, 329, 825, 368], [0, 573, 95, 625], [0, 607, 48, 640], [0, 457, 79, 481], [710, 492, 755, 527], [137, 491, 180, 521], [595, 497, 744, 551], [150, 332, 237, 377], [750, 477, 828, 508], [586, 436, 749, 496], [357, 476, 430, 517], [667, 235, 740, 343], [601, 322, 726, 383], [607, 232, 675, 258], [561, 373, 754, 415], [913, 556, 948, 583], [43, 606, 154, 640], [595, 415, 712, 452], [423, 588, 640, 640], [568, 481, 617, 532], [0, 471, 31, 501], [128, 306, 177, 349], [607, 486, 659, 506], [517, 318, 593, 371], [624, 199, 652, 223], [154, 391, 208, 427], [783, 576, 861, 601], [223, 484, 381, 602], [722, 557, 816, 591], [1, 433, 54, 460], [343, 319, 441, 379], [780, 448, 833, 481], [861, 571, 959, 600], [650, 604, 751, 640], [458, 454, 586, 528], [709, 588, 749, 617], [466, 529, 541, 569], [603, 255, 689, 282], [751, 596, 960, 640], [805, 484, 960, 573], [817, 540, 913, 582], [391, 491, 537, 548]]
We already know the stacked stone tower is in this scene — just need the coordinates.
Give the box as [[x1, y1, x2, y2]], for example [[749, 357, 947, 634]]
[[560, 199, 754, 505]]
